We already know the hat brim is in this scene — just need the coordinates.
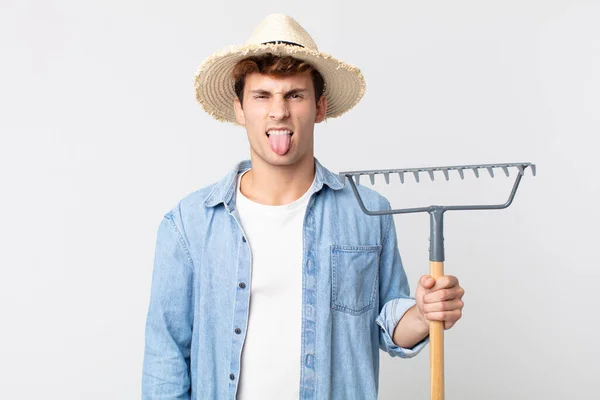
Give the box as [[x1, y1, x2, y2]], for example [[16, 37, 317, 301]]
[[193, 43, 366, 125]]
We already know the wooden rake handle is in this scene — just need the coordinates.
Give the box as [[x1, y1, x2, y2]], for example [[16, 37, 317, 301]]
[[430, 261, 445, 400]]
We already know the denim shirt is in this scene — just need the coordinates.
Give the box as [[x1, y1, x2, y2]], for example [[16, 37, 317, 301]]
[[142, 157, 429, 400]]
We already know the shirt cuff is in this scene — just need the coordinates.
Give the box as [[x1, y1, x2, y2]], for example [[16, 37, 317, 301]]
[[376, 297, 430, 358]]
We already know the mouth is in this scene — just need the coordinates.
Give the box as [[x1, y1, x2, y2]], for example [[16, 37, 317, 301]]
[[266, 128, 294, 137], [266, 129, 294, 156]]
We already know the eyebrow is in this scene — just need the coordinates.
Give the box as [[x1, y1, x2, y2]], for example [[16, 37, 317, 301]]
[[248, 88, 309, 96]]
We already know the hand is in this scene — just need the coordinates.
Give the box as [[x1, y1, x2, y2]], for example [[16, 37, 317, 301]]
[[415, 275, 465, 330]]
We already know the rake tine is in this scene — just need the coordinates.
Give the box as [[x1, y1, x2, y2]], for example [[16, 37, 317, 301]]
[[443, 169, 449, 181], [428, 170, 435, 181], [472, 167, 479, 178], [457, 168, 464, 179], [530, 165, 537, 176], [487, 167, 494, 178], [384, 172, 390, 184], [413, 171, 420, 183], [502, 166, 509, 177], [369, 173, 375, 185], [398, 171, 405, 184], [516, 165, 524, 176]]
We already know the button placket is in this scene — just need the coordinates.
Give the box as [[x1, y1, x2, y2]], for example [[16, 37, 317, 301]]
[[228, 209, 252, 396], [300, 205, 317, 397]]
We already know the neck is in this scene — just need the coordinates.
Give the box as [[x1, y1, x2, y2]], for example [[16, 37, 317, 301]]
[[240, 155, 315, 206]]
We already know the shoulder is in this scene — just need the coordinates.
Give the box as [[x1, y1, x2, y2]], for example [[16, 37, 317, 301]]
[[320, 181, 394, 242], [334, 180, 392, 213], [160, 181, 220, 235], [317, 159, 391, 212]]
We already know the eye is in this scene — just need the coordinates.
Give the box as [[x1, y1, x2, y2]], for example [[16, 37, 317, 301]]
[[254, 95, 267, 99], [289, 94, 303, 99]]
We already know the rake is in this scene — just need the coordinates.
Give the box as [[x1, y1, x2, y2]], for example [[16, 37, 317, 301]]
[[339, 162, 536, 400]]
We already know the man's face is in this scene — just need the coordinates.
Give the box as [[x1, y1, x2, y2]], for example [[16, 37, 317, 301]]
[[233, 71, 327, 168]]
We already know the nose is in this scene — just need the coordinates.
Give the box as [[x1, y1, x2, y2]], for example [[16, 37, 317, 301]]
[[269, 94, 290, 120]]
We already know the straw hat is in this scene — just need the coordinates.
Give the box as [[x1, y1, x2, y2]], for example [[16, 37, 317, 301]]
[[193, 13, 366, 125]]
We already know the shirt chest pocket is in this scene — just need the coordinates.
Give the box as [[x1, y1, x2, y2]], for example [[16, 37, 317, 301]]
[[331, 244, 382, 315]]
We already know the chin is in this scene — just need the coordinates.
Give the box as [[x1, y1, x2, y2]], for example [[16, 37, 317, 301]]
[[266, 156, 297, 166], [262, 151, 301, 167]]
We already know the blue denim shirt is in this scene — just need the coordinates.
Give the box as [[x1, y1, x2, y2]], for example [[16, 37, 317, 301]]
[[142, 157, 429, 399]]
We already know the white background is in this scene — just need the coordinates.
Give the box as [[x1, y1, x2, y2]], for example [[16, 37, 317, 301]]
[[1, 0, 598, 399]]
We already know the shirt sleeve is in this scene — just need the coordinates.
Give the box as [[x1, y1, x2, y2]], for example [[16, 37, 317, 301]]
[[375, 199, 429, 358], [142, 212, 193, 399]]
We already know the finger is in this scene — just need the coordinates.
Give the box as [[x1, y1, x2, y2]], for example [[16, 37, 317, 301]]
[[422, 299, 464, 313], [423, 309, 462, 323], [432, 275, 459, 290], [419, 275, 435, 289], [423, 299, 464, 314], [444, 320, 456, 330], [423, 288, 463, 303]]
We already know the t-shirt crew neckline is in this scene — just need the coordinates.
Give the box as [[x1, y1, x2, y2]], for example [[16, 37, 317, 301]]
[[235, 169, 315, 216]]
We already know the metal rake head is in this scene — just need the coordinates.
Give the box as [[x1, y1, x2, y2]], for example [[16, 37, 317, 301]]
[[339, 162, 536, 215]]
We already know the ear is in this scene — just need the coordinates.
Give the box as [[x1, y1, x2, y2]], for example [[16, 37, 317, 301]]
[[315, 95, 327, 123], [234, 97, 246, 126]]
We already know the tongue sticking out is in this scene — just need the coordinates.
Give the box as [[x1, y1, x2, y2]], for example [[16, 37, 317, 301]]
[[268, 133, 292, 156]]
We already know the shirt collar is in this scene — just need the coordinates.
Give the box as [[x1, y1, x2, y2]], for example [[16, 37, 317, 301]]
[[203, 157, 345, 209]]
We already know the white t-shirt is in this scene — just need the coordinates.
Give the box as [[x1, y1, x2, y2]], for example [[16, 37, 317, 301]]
[[235, 169, 315, 399]]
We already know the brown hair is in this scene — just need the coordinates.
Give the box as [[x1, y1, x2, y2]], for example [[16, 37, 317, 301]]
[[231, 53, 325, 107]]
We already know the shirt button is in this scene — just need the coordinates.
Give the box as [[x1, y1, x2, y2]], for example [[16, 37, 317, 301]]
[[239, 282, 246, 289], [235, 328, 242, 334], [242, 236, 247, 242], [230, 373, 235, 380]]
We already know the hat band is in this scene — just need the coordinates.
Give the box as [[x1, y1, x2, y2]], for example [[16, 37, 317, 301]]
[[261, 40, 305, 48]]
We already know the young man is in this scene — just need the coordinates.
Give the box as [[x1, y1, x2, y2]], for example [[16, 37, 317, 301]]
[[142, 13, 464, 400]]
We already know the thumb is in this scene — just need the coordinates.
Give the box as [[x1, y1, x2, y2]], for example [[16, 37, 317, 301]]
[[420, 275, 435, 289]]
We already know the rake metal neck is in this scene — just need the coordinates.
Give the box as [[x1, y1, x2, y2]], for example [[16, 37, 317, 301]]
[[429, 208, 445, 262]]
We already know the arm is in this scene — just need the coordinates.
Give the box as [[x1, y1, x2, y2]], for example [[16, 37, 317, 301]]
[[392, 304, 429, 348], [142, 212, 194, 399], [375, 200, 429, 358]]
